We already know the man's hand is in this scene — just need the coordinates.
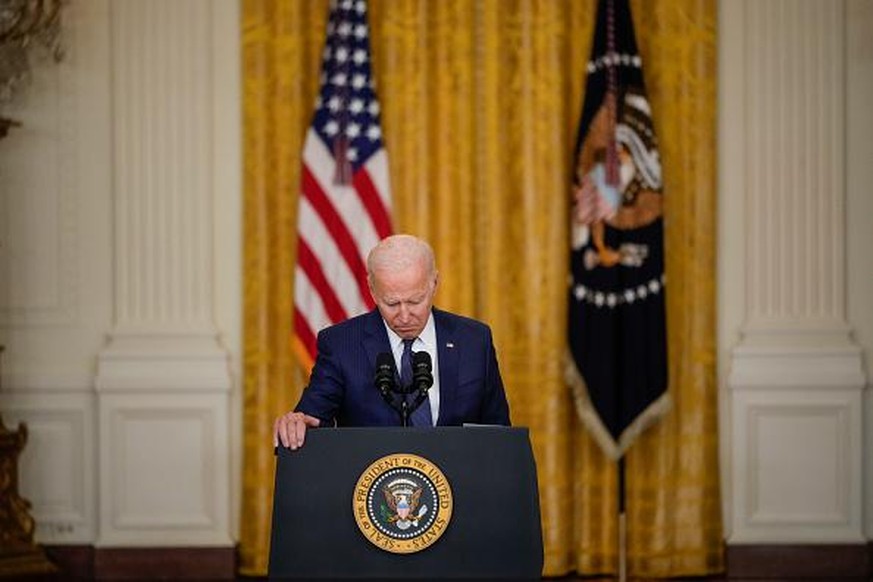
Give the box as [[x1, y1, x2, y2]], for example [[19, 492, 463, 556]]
[[273, 411, 321, 450]]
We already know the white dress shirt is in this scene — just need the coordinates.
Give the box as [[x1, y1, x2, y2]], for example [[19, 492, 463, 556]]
[[383, 312, 440, 426]]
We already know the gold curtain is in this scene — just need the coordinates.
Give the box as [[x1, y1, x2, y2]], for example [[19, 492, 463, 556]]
[[240, 0, 721, 577]]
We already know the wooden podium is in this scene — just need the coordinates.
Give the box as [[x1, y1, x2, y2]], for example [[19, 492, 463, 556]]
[[269, 426, 543, 579]]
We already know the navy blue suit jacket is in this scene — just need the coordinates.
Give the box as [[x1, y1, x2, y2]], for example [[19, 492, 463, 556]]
[[295, 308, 511, 427]]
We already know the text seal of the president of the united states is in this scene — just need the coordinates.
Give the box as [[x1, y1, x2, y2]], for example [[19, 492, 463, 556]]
[[352, 453, 453, 554]]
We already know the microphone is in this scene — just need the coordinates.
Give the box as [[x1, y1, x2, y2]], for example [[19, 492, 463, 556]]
[[374, 353, 397, 397], [411, 351, 434, 396]]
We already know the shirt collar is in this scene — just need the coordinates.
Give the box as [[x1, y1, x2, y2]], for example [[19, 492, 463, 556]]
[[383, 310, 436, 352]]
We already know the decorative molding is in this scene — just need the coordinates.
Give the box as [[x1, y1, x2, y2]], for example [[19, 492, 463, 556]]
[[0, 1, 80, 327], [112, 409, 215, 529], [731, 391, 863, 543], [747, 404, 848, 525], [0, 392, 96, 544], [97, 394, 231, 547], [0, 373, 93, 392], [95, 330, 231, 393], [729, 345, 865, 389]]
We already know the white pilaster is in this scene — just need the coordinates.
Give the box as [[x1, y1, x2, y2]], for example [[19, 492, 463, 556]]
[[94, 0, 234, 547], [720, 0, 867, 543]]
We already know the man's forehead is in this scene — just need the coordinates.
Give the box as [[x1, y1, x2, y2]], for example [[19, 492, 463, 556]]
[[375, 281, 431, 299], [373, 271, 434, 298]]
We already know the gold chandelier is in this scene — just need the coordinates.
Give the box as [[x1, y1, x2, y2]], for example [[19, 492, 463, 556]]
[[0, 0, 64, 138]]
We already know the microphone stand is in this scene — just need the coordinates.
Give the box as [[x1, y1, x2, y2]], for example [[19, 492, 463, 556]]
[[399, 398, 410, 427], [409, 389, 430, 416], [377, 382, 412, 427], [377, 377, 411, 427], [389, 381, 430, 427], [375, 364, 410, 426], [391, 381, 417, 427]]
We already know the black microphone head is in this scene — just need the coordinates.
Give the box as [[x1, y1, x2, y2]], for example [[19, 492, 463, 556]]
[[374, 353, 397, 395], [411, 351, 433, 390], [411, 350, 431, 370], [376, 352, 395, 372]]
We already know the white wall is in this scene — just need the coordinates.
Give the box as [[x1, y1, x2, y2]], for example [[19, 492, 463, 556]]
[[845, 0, 873, 541], [719, 0, 872, 543], [0, 0, 241, 548], [0, 0, 112, 544]]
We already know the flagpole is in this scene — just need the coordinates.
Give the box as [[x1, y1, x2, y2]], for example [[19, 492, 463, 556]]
[[618, 456, 627, 582], [605, 0, 628, 574]]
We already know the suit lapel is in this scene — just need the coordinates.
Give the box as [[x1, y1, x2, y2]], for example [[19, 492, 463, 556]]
[[363, 309, 391, 367], [434, 309, 458, 426]]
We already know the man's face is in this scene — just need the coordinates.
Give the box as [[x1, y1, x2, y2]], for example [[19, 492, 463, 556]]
[[369, 262, 437, 340]]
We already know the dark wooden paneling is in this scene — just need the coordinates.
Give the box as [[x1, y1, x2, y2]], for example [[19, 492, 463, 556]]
[[93, 547, 235, 580], [42, 545, 93, 579], [34, 542, 873, 580], [726, 543, 872, 580], [39, 545, 234, 580]]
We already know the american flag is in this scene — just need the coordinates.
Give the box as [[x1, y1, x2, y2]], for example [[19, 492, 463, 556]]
[[293, 0, 393, 369]]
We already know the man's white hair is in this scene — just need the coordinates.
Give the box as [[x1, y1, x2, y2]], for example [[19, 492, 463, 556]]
[[367, 234, 437, 280]]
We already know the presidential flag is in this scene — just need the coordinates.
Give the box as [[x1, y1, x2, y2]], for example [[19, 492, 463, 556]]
[[293, 0, 393, 369], [567, 0, 670, 459]]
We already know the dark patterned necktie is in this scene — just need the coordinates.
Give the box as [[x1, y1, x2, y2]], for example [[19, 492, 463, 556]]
[[401, 338, 432, 426], [400, 338, 414, 387]]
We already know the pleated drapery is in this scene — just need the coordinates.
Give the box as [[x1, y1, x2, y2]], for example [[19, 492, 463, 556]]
[[240, 0, 721, 577]]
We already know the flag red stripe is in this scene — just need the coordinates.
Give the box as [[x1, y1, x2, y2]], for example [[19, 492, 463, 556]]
[[301, 165, 373, 306], [353, 169, 393, 240], [293, 306, 318, 363], [296, 237, 349, 324]]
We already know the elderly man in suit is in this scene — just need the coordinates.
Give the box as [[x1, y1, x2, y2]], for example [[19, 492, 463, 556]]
[[274, 234, 511, 449]]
